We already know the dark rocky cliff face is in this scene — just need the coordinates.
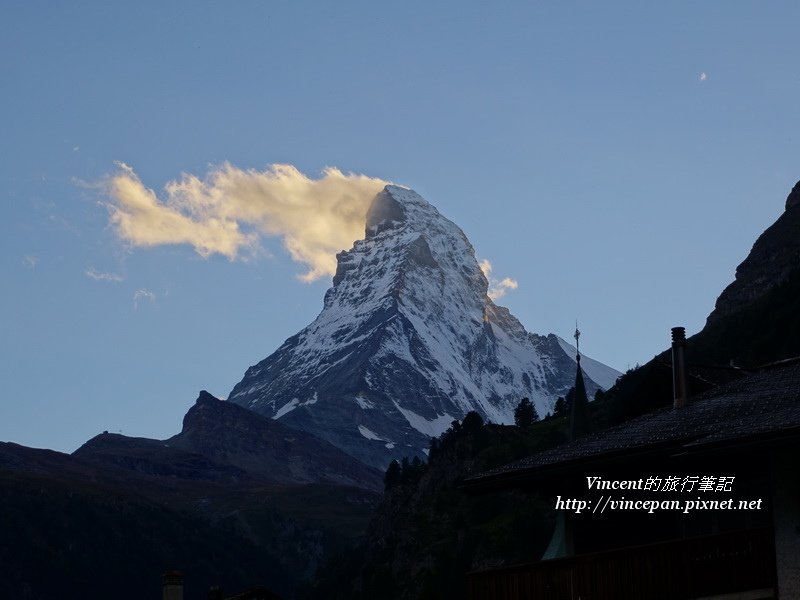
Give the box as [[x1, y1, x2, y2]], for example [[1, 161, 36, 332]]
[[595, 178, 800, 421], [169, 391, 383, 491], [706, 181, 800, 325]]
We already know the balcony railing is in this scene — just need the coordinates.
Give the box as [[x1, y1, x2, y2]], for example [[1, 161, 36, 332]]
[[467, 527, 776, 600]]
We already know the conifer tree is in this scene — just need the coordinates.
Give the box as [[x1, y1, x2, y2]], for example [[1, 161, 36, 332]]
[[384, 459, 401, 491], [461, 411, 484, 435], [400, 456, 411, 484], [553, 396, 566, 418], [514, 397, 538, 427]]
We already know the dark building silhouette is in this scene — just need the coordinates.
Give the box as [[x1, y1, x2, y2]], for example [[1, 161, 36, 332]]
[[162, 571, 184, 600], [463, 331, 800, 599]]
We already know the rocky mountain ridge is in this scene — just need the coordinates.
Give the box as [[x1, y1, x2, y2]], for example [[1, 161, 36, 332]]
[[75, 390, 382, 491], [706, 180, 800, 325]]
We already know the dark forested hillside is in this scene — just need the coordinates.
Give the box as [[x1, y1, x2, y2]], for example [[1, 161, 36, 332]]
[[303, 414, 568, 599]]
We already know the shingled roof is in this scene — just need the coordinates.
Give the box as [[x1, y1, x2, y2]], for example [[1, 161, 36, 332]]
[[463, 358, 800, 490]]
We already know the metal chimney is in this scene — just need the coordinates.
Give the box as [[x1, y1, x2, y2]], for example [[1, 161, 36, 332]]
[[162, 571, 184, 600], [671, 327, 689, 409]]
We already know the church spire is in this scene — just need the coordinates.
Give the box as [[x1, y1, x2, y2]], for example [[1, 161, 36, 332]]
[[569, 321, 590, 441]]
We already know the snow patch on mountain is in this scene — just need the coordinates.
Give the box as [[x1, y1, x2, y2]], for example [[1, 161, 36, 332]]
[[355, 394, 375, 409], [358, 425, 385, 441], [392, 401, 457, 438], [272, 393, 319, 419], [273, 398, 299, 419], [358, 425, 396, 450]]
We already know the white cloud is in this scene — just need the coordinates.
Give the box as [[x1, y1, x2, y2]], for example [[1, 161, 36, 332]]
[[85, 267, 124, 282], [479, 258, 519, 301], [699, 72, 708, 82], [21, 255, 39, 269], [489, 277, 519, 301], [104, 162, 388, 282], [133, 288, 156, 310]]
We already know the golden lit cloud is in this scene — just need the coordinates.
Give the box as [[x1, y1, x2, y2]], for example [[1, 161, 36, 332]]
[[479, 258, 519, 301], [478, 259, 492, 278], [105, 162, 388, 281]]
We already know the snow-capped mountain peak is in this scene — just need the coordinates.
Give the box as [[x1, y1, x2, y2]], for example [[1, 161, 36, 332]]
[[229, 185, 620, 468]]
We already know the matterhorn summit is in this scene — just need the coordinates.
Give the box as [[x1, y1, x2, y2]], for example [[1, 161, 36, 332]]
[[229, 185, 619, 468]]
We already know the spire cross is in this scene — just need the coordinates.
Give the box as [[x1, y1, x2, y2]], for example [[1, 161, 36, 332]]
[[574, 321, 581, 362]]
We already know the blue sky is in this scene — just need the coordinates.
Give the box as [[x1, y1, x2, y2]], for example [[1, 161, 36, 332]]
[[2, 1, 799, 452]]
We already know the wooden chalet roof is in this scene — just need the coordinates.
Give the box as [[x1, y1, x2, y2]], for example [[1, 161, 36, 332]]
[[463, 358, 800, 490]]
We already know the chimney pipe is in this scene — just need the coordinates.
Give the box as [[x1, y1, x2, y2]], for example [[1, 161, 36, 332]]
[[671, 327, 689, 409], [162, 571, 184, 600]]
